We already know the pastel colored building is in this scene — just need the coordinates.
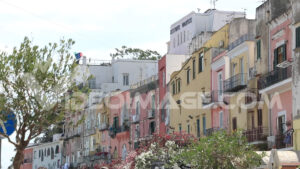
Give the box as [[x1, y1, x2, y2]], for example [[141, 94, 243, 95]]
[[130, 75, 159, 149], [21, 145, 34, 169], [258, 3, 293, 149], [108, 90, 131, 160], [291, 0, 300, 151], [169, 24, 230, 138]]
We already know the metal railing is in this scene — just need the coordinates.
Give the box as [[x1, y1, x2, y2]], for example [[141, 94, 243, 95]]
[[275, 131, 293, 149], [228, 34, 255, 51], [243, 126, 268, 143], [202, 90, 223, 105], [258, 66, 292, 90], [99, 123, 109, 130], [224, 73, 248, 92]]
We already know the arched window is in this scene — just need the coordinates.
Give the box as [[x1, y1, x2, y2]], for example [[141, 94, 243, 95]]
[[55, 145, 59, 154], [121, 144, 127, 160], [47, 148, 50, 156], [51, 147, 54, 159]]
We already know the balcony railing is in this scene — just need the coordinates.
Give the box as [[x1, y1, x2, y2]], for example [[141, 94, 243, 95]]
[[228, 34, 255, 51], [132, 114, 140, 123], [275, 130, 293, 149], [258, 66, 292, 90], [99, 123, 109, 131], [224, 73, 248, 92], [202, 90, 223, 105], [206, 128, 224, 136], [148, 109, 155, 119], [243, 126, 268, 143]]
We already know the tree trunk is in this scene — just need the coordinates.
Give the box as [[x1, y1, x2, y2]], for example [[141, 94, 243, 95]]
[[13, 148, 25, 169]]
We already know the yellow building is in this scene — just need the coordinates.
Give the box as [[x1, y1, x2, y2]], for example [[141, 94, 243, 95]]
[[224, 19, 269, 146], [169, 24, 230, 138]]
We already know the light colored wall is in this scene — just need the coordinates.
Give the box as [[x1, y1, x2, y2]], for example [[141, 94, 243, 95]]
[[33, 141, 63, 169]]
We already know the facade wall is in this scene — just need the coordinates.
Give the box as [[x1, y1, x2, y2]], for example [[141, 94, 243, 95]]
[[158, 55, 167, 135], [21, 147, 33, 169], [33, 141, 63, 169]]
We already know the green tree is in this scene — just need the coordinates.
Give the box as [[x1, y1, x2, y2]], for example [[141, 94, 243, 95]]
[[0, 37, 82, 169], [110, 46, 161, 60], [177, 131, 264, 169]]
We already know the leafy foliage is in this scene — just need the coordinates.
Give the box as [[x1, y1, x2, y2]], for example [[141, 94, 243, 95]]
[[177, 131, 265, 169], [0, 37, 82, 169], [110, 46, 161, 60]]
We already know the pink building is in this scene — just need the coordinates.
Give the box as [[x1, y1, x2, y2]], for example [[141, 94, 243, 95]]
[[203, 50, 229, 134], [20, 146, 34, 169], [108, 91, 131, 160], [258, 8, 293, 149], [158, 55, 168, 135], [130, 76, 159, 149]]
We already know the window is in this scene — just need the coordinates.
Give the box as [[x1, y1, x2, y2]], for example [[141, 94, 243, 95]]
[[278, 115, 286, 134], [176, 79, 181, 93], [149, 121, 155, 135], [151, 95, 155, 111], [187, 124, 190, 134], [177, 34, 179, 46], [257, 40, 261, 59], [161, 107, 166, 122], [162, 71, 166, 88], [219, 112, 223, 128], [197, 119, 200, 137], [179, 124, 182, 133], [55, 145, 59, 154], [184, 31, 186, 42], [135, 125, 140, 138], [273, 44, 287, 69], [202, 116, 206, 135], [232, 117, 237, 131], [112, 76, 114, 83], [113, 116, 119, 129], [217, 71, 223, 99], [296, 26, 300, 48], [258, 109, 263, 126], [136, 101, 140, 115], [47, 148, 50, 156], [192, 59, 196, 79], [198, 53, 204, 73], [187, 69, 190, 84], [172, 82, 176, 95], [123, 74, 129, 86], [173, 38, 176, 48]]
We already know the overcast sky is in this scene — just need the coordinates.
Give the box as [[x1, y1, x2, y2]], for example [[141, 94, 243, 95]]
[[0, 0, 263, 168]]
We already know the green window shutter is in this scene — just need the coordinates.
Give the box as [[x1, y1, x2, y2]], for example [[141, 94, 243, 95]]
[[257, 40, 261, 59], [283, 44, 286, 61], [296, 27, 300, 48], [274, 49, 278, 70]]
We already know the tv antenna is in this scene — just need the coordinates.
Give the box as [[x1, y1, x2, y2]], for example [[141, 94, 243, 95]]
[[241, 8, 247, 18], [197, 8, 201, 13], [210, 0, 218, 9]]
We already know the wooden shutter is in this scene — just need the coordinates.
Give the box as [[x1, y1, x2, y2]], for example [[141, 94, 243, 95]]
[[283, 44, 287, 61], [296, 27, 300, 48], [274, 49, 278, 70]]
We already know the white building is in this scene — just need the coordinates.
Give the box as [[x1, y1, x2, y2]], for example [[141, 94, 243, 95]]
[[168, 9, 245, 55], [32, 134, 64, 169]]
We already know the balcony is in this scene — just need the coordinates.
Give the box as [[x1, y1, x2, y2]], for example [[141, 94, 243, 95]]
[[275, 132, 293, 149], [224, 73, 248, 92], [99, 123, 109, 131], [148, 109, 155, 119], [243, 126, 268, 144], [202, 90, 223, 105], [206, 128, 224, 136], [132, 114, 140, 124], [228, 34, 255, 51], [258, 66, 292, 90]]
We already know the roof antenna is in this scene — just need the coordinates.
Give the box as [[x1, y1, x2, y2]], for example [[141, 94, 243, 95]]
[[197, 8, 201, 13], [242, 8, 247, 18], [210, 0, 218, 9]]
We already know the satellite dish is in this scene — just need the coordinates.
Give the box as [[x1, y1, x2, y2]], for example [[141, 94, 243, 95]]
[[0, 111, 16, 136]]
